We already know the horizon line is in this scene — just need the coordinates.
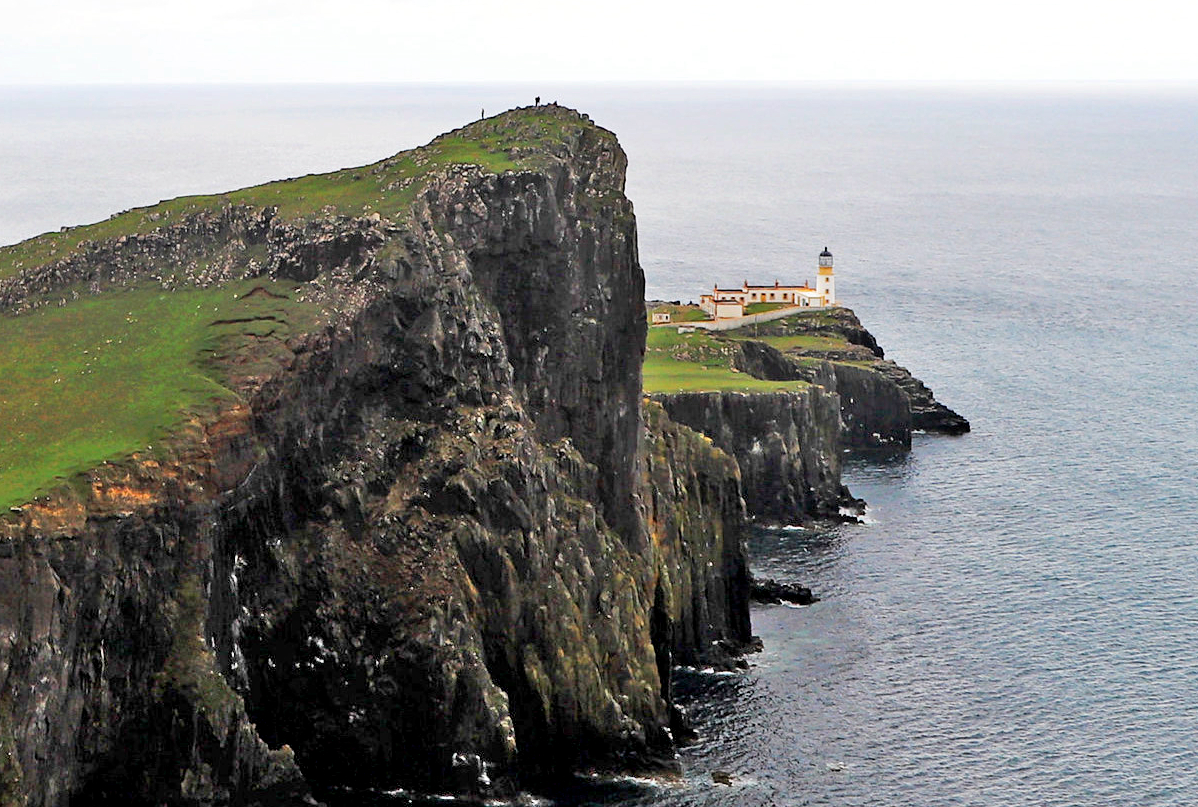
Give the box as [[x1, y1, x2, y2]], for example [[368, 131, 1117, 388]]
[[5, 78, 1198, 90]]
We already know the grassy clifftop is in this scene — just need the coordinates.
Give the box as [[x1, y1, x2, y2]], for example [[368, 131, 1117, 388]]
[[642, 307, 880, 394], [0, 281, 318, 510], [0, 106, 603, 282], [642, 327, 810, 394], [0, 106, 605, 510]]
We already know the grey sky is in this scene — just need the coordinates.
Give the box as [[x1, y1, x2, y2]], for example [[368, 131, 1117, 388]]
[[3, 0, 1197, 83]]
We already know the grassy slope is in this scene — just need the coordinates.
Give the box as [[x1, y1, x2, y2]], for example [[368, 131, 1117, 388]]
[[643, 308, 885, 393], [0, 282, 317, 509], [742, 302, 790, 315], [0, 107, 589, 509], [0, 109, 586, 282], [642, 327, 809, 394], [722, 332, 850, 352]]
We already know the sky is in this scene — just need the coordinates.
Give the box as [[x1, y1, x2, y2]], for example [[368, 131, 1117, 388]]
[[2, 0, 1197, 84]]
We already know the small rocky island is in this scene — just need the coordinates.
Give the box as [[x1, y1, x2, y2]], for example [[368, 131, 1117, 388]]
[[0, 106, 964, 807]]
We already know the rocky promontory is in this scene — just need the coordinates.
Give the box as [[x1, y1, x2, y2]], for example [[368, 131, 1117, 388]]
[[743, 306, 971, 444], [643, 306, 967, 525], [0, 107, 755, 807], [1, 106, 968, 807]]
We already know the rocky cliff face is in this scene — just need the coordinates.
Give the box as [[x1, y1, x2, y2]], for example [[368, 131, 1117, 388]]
[[641, 401, 752, 669], [651, 388, 848, 524], [794, 360, 913, 450], [731, 308, 969, 450], [0, 108, 751, 806]]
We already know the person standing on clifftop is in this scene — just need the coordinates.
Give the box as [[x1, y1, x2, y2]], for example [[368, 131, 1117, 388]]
[[535, 96, 540, 105]]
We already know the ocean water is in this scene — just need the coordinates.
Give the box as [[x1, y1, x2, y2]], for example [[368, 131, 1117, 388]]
[[4, 83, 1198, 806]]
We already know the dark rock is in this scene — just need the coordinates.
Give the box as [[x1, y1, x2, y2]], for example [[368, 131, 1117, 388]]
[[868, 360, 971, 435], [668, 704, 699, 746], [0, 108, 751, 807], [733, 338, 913, 450], [750, 578, 819, 605], [703, 639, 752, 671], [651, 389, 850, 524]]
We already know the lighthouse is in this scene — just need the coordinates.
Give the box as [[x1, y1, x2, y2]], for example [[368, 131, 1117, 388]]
[[817, 247, 835, 305]]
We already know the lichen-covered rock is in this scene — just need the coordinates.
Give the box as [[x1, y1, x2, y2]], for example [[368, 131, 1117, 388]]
[[0, 700, 22, 807], [641, 401, 752, 672]]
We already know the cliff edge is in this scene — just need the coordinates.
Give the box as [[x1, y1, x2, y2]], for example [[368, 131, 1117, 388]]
[[643, 306, 966, 525], [0, 108, 751, 806]]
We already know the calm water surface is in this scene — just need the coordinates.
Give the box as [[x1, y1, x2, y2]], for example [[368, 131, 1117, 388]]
[[4, 83, 1198, 806]]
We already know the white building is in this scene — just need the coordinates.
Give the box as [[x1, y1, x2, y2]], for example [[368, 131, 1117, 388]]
[[816, 247, 835, 304], [699, 248, 837, 319]]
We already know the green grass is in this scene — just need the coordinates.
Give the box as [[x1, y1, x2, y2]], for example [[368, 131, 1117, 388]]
[[642, 327, 808, 394], [767, 309, 844, 328], [0, 107, 597, 282], [0, 281, 318, 509], [722, 332, 852, 352], [642, 356, 809, 394], [743, 302, 791, 315], [647, 303, 711, 323], [0, 106, 608, 509]]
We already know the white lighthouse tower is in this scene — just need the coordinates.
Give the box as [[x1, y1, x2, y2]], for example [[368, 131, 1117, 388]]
[[816, 247, 836, 305]]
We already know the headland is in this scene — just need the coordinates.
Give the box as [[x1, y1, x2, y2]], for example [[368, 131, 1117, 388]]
[[0, 106, 964, 807]]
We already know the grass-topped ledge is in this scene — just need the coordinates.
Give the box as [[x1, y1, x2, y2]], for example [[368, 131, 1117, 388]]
[[0, 281, 319, 511], [642, 326, 810, 394]]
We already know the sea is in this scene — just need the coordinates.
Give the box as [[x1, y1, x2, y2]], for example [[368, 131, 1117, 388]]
[[3, 83, 1198, 806]]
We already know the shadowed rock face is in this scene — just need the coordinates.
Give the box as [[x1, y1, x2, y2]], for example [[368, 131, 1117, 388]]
[[796, 359, 914, 450], [651, 388, 849, 524], [0, 109, 752, 806]]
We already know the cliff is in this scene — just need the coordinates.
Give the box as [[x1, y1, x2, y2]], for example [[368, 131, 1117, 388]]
[[0, 107, 751, 806], [728, 337, 914, 451], [738, 306, 969, 445], [650, 389, 847, 523], [642, 306, 966, 524]]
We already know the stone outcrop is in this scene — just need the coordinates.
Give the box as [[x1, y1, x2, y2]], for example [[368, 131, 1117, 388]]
[[796, 359, 914, 450], [0, 108, 753, 806], [750, 578, 817, 606], [731, 308, 969, 449], [651, 388, 848, 524], [868, 360, 970, 434]]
